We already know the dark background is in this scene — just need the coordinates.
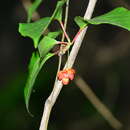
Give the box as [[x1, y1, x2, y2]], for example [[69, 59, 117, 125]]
[[0, 0, 130, 130]]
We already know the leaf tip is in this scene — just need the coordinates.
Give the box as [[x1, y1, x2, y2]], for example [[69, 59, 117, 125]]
[[24, 88, 34, 117]]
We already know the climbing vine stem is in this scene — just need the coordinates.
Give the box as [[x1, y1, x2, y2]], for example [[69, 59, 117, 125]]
[[39, 0, 98, 130]]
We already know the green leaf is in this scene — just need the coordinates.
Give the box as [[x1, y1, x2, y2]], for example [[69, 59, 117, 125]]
[[19, 17, 50, 48], [74, 16, 88, 29], [27, 0, 42, 23], [45, 0, 65, 22], [88, 7, 130, 31], [75, 7, 130, 31], [24, 52, 54, 113], [47, 30, 62, 38], [38, 36, 57, 58], [19, 0, 66, 48], [53, 0, 65, 21]]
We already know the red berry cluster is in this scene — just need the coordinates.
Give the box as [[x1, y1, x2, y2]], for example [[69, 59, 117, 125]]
[[57, 68, 76, 85]]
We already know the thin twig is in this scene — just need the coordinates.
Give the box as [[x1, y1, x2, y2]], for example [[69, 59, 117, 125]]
[[59, 0, 70, 55], [39, 80, 63, 130], [72, 29, 82, 44], [65, 0, 97, 68], [39, 0, 98, 130], [60, 21, 71, 43], [39, 1, 70, 129], [75, 75, 123, 130], [61, 0, 70, 42]]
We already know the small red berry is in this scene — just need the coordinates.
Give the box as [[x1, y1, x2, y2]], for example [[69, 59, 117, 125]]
[[67, 69, 75, 74], [68, 74, 74, 80], [57, 71, 64, 80], [57, 68, 76, 85], [58, 70, 68, 80], [66, 69, 75, 80], [62, 78, 70, 85]]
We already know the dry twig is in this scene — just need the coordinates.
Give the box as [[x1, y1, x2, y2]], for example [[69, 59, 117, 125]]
[[75, 75, 123, 130]]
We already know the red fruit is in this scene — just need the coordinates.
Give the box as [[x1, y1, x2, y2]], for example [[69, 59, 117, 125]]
[[57, 68, 76, 85], [67, 69, 75, 74], [62, 78, 70, 85], [68, 74, 74, 80], [57, 70, 68, 80], [57, 71, 64, 80], [66, 69, 76, 80]]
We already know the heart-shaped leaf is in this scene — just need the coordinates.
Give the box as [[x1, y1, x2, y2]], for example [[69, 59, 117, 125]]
[[24, 52, 54, 113], [19, 17, 50, 48], [27, 0, 42, 23], [38, 36, 58, 58], [75, 7, 130, 31], [19, 0, 66, 48]]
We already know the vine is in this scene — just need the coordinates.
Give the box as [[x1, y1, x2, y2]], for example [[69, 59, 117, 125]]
[[19, 0, 130, 130]]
